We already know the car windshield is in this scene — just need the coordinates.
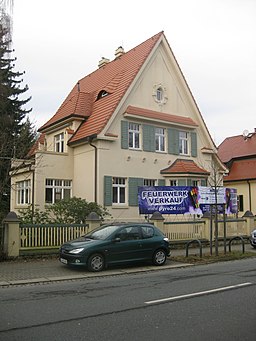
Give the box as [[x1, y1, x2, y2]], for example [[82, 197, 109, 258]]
[[86, 225, 119, 240]]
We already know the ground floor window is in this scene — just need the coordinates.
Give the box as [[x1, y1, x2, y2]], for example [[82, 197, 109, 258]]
[[144, 179, 156, 187], [16, 180, 31, 205], [112, 177, 126, 204], [169, 178, 206, 186], [45, 179, 72, 204]]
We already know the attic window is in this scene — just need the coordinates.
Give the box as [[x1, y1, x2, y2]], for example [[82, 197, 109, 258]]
[[156, 87, 163, 102], [153, 84, 168, 104], [97, 90, 109, 100]]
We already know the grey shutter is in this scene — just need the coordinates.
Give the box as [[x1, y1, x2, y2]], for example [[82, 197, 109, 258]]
[[191, 132, 197, 157], [129, 177, 143, 206], [121, 121, 128, 149], [178, 179, 186, 186], [168, 128, 179, 155], [187, 179, 192, 186], [143, 124, 155, 152], [104, 176, 112, 206], [158, 179, 165, 186]]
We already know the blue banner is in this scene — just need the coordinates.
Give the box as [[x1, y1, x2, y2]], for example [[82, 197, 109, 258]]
[[138, 186, 237, 215]]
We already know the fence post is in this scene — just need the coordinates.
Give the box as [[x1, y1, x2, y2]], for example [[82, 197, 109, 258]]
[[202, 212, 211, 240], [86, 212, 101, 232], [242, 210, 255, 236], [150, 212, 165, 232], [2, 212, 20, 258]]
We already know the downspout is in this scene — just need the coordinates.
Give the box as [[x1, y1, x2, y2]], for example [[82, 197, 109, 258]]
[[29, 162, 35, 223], [89, 135, 98, 203], [32, 167, 35, 222], [247, 180, 252, 212]]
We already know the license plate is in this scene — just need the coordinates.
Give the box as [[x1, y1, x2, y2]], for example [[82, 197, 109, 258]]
[[60, 258, 68, 264]]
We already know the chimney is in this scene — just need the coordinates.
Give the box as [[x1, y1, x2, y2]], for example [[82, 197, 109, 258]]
[[98, 57, 110, 68], [115, 46, 125, 58]]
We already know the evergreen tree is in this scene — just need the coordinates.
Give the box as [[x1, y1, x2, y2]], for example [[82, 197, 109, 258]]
[[0, 22, 34, 221]]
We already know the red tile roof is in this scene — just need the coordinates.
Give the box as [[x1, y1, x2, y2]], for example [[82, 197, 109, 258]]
[[161, 159, 210, 175], [218, 132, 256, 163], [124, 106, 198, 127], [27, 133, 45, 157], [39, 32, 164, 143], [224, 158, 256, 181]]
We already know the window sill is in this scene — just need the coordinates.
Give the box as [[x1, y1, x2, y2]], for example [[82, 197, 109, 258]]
[[112, 205, 129, 209]]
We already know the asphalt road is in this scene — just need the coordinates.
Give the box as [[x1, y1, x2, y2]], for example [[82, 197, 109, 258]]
[[0, 258, 256, 341]]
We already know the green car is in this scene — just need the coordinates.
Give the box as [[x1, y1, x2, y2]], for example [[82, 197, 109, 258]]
[[59, 223, 171, 272]]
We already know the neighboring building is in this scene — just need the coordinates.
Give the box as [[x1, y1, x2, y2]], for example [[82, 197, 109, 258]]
[[10, 31, 225, 221], [218, 129, 256, 216]]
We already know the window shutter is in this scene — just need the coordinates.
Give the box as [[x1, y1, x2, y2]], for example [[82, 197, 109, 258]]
[[178, 179, 186, 186], [191, 132, 197, 157], [168, 128, 179, 155], [143, 124, 155, 152], [129, 177, 143, 206], [121, 121, 128, 149], [187, 179, 192, 186], [104, 176, 112, 206], [158, 179, 165, 186]]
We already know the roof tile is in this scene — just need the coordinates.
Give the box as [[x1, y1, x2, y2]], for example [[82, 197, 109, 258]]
[[218, 133, 256, 163], [39, 32, 164, 144], [161, 159, 209, 175], [125, 105, 198, 127], [224, 158, 256, 181]]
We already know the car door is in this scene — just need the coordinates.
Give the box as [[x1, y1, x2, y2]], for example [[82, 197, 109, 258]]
[[106, 226, 143, 264], [139, 225, 162, 258]]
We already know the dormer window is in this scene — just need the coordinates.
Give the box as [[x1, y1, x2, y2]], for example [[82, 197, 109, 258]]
[[54, 133, 64, 153], [97, 90, 109, 100]]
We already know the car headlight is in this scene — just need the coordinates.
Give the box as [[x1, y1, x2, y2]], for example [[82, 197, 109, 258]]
[[69, 248, 84, 254], [163, 237, 169, 242]]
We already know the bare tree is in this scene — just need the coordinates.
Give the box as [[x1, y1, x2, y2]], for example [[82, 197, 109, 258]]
[[207, 157, 226, 256]]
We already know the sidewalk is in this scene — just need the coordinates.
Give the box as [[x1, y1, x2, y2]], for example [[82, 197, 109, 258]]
[[0, 243, 255, 287]]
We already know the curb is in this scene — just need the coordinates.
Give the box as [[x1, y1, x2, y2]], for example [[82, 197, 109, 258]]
[[0, 262, 193, 287]]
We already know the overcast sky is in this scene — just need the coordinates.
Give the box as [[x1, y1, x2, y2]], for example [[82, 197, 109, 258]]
[[11, 0, 256, 145]]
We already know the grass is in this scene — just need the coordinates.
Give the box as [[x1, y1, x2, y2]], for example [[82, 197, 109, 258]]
[[172, 251, 256, 265]]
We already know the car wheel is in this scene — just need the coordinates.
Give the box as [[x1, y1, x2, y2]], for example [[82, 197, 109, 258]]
[[152, 249, 167, 266], [87, 253, 105, 272]]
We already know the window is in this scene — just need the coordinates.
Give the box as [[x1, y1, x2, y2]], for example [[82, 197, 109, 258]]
[[45, 179, 71, 204], [97, 90, 108, 100], [155, 127, 165, 152], [192, 180, 198, 186], [156, 87, 163, 102], [179, 131, 189, 155], [144, 179, 156, 187], [141, 225, 154, 239], [129, 123, 140, 149], [153, 84, 168, 104], [170, 180, 178, 186], [54, 133, 64, 153], [238, 195, 244, 212], [16, 180, 31, 204], [112, 177, 126, 204], [116, 226, 141, 241]]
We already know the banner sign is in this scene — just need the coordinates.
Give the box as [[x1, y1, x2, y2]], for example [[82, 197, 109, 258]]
[[138, 186, 237, 215]]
